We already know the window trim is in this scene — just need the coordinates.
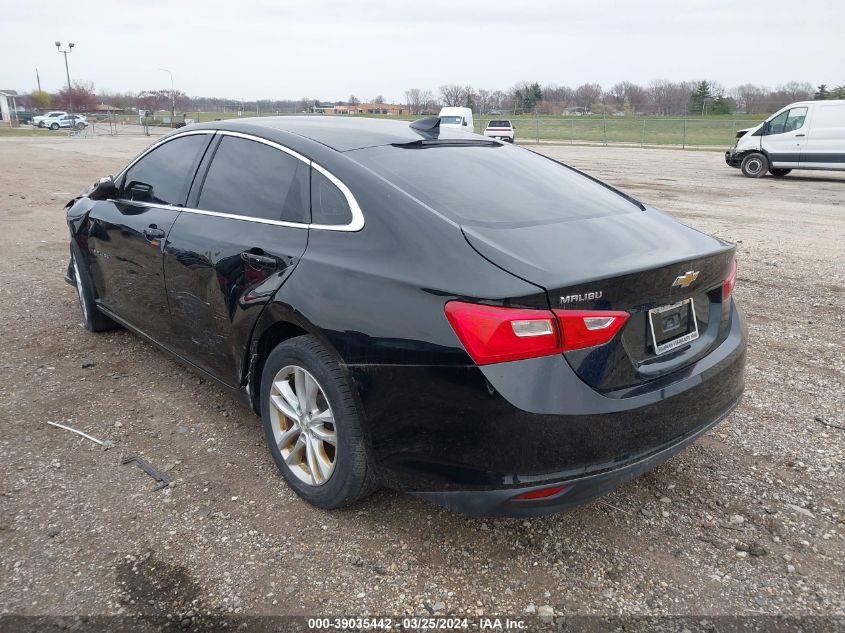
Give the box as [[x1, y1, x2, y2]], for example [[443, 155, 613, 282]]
[[112, 129, 364, 232]]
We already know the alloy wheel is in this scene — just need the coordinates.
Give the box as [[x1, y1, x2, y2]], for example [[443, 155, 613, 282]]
[[269, 365, 337, 486]]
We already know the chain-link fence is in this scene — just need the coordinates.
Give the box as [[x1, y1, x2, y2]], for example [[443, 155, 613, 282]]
[[7, 110, 763, 149], [472, 115, 760, 148]]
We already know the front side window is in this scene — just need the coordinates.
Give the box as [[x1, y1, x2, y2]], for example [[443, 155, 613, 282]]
[[197, 136, 309, 223], [766, 107, 807, 135], [122, 134, 210, 206], [784, 107, 808, 132]]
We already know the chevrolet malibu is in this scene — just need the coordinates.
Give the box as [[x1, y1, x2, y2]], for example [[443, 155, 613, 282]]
[[64, 116, 746, 516]]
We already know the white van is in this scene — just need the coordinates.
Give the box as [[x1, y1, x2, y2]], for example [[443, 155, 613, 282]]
[[438, 107, 474, 132], [726, 100, 845, 177]]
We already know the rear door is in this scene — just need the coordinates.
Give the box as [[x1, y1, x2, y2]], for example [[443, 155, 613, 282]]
[[801, 102, 845, 169], [85, 131, 213, 337], [163, 132, 310, 387]]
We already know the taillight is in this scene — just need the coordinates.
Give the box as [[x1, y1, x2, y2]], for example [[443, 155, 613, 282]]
[[444, 301, 629, 365], [723, 257, 737, 301], [444, 302, 560, 365], [553, 309, 630, 351]]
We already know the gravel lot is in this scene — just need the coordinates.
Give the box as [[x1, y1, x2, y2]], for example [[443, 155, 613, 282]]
[[0, 135, 843, 628]]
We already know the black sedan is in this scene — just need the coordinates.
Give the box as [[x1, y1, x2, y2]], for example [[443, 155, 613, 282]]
[[65, 116, 746, 516]]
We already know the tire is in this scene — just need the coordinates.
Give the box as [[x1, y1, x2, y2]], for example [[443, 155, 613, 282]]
[[69, 242, 120, 332], [260, 335, 376, 509], [770, 168, 792, 177], [740, 152, 768, 178], [75, 123, 85, 130], [38, 122, 44, 128], [50, 122, 59, 130]]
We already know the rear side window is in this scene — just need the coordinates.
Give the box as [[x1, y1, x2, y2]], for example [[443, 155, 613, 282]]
[[198, 136, 309, 223], [311, 170, 352, 226], [122, 134, 210, 206], [350, 144, 638, 227]]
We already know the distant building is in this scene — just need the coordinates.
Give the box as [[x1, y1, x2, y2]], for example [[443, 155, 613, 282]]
[[0, 90, 20, 126], [310, 101, 409, 116]]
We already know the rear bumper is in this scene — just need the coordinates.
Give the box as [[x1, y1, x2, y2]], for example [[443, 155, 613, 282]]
[[413, 394, 739, 516], [350, 301, 746, 512]]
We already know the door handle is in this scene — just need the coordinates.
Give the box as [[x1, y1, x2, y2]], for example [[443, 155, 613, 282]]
[[795, 134, 805, 137], [143, 226, 166, 240], [240, 251, 278, 269]]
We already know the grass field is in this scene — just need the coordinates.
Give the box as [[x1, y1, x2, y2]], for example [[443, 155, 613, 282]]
[[177, 111, 762, 147], [13, 110, 765, 147], [0, 126, 60, 137]]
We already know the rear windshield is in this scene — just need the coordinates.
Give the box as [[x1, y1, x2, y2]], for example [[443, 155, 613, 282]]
[[350, 144, 639, 227], [488, 120, 511, 127], [440, 116, 463, 125]]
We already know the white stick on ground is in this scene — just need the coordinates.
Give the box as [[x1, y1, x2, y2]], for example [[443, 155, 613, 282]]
[[47, 420, 106, 446]]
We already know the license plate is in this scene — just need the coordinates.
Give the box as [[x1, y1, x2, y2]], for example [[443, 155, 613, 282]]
[[648, 298, 699, 356]]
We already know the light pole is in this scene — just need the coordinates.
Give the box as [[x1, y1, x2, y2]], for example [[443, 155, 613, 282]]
[[55, 41, 74, 122], [159, 68, 175, 127]]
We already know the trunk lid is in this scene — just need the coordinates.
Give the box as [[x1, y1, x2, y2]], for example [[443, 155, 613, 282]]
[[462, 208, 735, 392]]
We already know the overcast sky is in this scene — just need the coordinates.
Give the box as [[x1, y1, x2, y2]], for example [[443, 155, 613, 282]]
[[1, 0, 842, 101]]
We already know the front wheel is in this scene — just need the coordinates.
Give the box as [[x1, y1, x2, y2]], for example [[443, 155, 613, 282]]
[[769, 168, 791, 177], [75, 123, 85, 130], [260, 335, 376, 509], [740, 152, 768, 178], [70, 243, 120, 332]]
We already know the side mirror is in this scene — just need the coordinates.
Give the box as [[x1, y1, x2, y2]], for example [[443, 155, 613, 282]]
[[462, 121, 468, 126], [761, 121, 771, 135], [88, 176, 118, 200]]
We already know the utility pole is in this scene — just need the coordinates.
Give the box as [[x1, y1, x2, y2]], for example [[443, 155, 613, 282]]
[[159, 68, 175, 127], [36, 68, 41, 92], [55, 41, 74, 120]]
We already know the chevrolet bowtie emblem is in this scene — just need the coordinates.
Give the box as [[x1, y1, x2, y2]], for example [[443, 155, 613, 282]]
[[672, 271, 700, 288]]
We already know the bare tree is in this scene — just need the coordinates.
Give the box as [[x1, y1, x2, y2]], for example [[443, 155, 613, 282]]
[[731, 84, 765, 114], [348, 94, 360, 105], [439, 84, 465, 107], [779, 81, 813, 103], [574, 83, 602, 113], [404, 88, 425, 114]]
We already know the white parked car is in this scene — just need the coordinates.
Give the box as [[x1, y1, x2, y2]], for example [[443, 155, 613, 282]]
[[438, 106, 474, 131], [726, 99, 845, 177], [483, 119, 516, 143], [47, 114, 88, 130], [32, 111, 67, 127]]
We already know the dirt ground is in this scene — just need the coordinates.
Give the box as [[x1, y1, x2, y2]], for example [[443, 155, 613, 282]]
[[0, 135, 843, 627]]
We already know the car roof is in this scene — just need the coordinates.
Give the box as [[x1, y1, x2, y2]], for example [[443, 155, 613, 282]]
[[189, 116, 479, 152]]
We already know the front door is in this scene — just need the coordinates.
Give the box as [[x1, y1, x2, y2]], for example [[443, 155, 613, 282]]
[[85, 132, 213, 337], [164, 133, 310, 387], [763, 106, 808, 168]]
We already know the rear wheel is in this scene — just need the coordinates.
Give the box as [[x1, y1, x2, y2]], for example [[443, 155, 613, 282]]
[[50, 122, 59, 130], [769, 168, 792, 177], [70, 243, 120, 332], [260, 335, 376, 509], [740, 152, 768, 178]]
